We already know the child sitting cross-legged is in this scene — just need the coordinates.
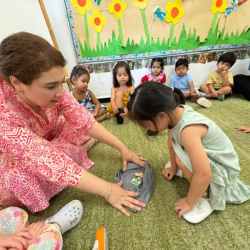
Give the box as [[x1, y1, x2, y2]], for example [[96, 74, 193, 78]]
[[70, 66, 110, 122], [171, 59, 211, 108], [199, 52, 236, 101]]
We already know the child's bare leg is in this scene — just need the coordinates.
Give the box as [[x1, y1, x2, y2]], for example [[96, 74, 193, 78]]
[[183, 92, 191, 99], [115, 91, 125, 108], [216, 86, 231, 96], [199, 84, 215, 98], [199, 84, 210, 93], [95, 108, 106, 118], [175, 155, 209, 198], [95, 108, 110, 122], [82, 137, 97, 151]]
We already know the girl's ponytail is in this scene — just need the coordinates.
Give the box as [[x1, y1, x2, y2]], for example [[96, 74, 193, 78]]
[[173, 87, 185, 105]]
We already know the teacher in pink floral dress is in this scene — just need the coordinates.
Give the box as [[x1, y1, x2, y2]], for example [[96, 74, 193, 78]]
[[0, 32, 146, 217]]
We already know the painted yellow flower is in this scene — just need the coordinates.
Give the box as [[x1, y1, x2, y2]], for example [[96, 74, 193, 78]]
[[88, 9, 107, 33], [211, 0, 227, 13], [108, 0, 127, 19], [70, 0, 92, 15], [165, 0, 185, 25], [131, 0, 151, 10]]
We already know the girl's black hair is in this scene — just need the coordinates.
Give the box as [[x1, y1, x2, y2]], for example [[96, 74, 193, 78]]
[[70, 66, 90, 85], [127, 82, 185, 134], [112, 61, 134, 88], [150, 58, 164, 70]]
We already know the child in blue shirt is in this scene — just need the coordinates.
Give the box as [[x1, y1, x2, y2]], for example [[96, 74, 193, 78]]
[[171, 59, 211, 108]]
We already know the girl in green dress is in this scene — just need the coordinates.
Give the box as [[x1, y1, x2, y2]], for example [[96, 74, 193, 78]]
[[127, 81, 250, 224]]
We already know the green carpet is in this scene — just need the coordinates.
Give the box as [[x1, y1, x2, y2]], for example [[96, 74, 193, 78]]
[[1, 95, 250, 250]]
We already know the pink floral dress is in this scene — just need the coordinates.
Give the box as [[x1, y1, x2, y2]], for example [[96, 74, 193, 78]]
[[0, 77, 96, 213]]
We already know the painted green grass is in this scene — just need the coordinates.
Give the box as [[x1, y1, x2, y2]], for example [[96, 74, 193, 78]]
[[79, 19, 250, 58]]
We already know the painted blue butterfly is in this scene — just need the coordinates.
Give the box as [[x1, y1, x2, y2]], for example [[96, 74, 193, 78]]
[[154, 6, 166, 21]]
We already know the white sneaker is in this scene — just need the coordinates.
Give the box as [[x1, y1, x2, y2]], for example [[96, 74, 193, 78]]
[[45, 200, 83, 234], [165, 162, 185, 178], [197, 97, 212, 108], [183, 198, 213, 224], [92, 227, 108, 250]]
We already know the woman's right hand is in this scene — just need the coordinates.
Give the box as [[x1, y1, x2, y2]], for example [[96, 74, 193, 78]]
[[0, 228, 32, 250], [107, 181, 146, 217]]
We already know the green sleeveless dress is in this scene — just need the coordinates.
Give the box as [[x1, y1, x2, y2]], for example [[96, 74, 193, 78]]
[[169, 105, 250, 210]]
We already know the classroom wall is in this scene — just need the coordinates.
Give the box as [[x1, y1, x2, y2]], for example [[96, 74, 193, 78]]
[[0, 0, 53, 45], [1, 1, 249, 98], [44, 0, 250, 98]]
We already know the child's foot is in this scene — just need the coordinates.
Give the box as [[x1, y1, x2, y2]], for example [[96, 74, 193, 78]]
[[96, 112, 111, 122], [45, 200, 83, 234], [182, 198, 213, 224], [165, 161, 185, 178], [85, 138, 99, 151], [197, 97, 212, 108], [115, 108, 125, 124], [92, 227, 108, 250], [218, 94, 225, 101]]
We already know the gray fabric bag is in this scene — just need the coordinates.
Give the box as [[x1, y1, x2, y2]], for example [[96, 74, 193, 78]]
[[114, 162, 155, 213]]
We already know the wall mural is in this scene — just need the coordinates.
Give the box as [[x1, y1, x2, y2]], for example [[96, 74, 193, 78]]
[[64, 0, 250, 63]]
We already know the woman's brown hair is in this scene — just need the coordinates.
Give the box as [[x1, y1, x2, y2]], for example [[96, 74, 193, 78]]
[[0, 32, 66, 85]]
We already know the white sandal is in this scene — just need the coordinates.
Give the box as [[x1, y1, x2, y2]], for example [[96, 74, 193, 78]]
[[45, 200, 83, 235], [182, 198, 213, 224]]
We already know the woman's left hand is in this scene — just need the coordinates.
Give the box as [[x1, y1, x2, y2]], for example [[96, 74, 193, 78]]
[[120, 148, 147, 170], [174, 197, 194, 219]]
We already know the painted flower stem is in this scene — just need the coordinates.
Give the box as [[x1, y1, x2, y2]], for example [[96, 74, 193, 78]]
[[141, 9, 149, 39], [97, 32, 100, 50], [169, 23, 174, 47], [84, 12, 90, 48], [211, 11, 218, 33], [118, 19, 124, 46]]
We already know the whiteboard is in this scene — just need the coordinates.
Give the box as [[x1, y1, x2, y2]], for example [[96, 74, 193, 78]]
[[0, 0, 53, 44]]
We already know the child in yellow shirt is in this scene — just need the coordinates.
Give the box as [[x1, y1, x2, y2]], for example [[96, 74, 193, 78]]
[[199, 52, 236, 101]]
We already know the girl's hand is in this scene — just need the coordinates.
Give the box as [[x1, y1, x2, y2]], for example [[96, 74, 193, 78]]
[[174, 197, 194, 219], [92, 112, 97, 117], [26, 221, 45, 246], [107, 181, 146, 217], [162, 166, 177, 180], [234, 126, 250, 133], [120, 108, 128, 118], [112, 105, 119, 114], [0, 227, 33, 250], [120, 148, 147, 170]]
